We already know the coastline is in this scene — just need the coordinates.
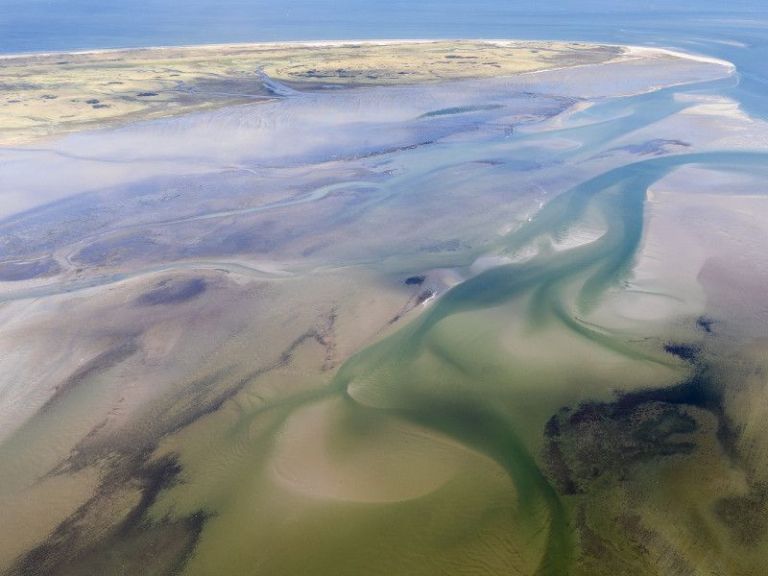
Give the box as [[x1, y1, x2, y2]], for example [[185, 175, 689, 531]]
[[0, 39, 734, 147], [0, 39, 621, 146], [0, 38, 601, 60], [0, 38, 736, 71]]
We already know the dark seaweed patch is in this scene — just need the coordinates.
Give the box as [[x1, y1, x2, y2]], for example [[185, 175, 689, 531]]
[[12, 454, 208, 576], [416, 289, 435, 304], [544, 414, 561, 437], [543, 400, 697, 495], [575, 505, 610, 561], [120, 456, 183, 533], [545, 345, 743, 500], [715, 486, 768, 546], [696, 315, 716, 334], [9, 307, 338, 576], [663, 343, 700, 362], [545, 438, 579, 495], [620, 368, 738, 461], [617, 372, 718, 415], [136, 278, 207, 306]]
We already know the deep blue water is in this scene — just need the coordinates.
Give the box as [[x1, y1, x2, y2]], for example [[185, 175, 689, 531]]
[[1, 1, 767, 117]]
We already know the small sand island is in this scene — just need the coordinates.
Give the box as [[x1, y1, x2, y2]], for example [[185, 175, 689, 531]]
[[4, 37, 768, 576]]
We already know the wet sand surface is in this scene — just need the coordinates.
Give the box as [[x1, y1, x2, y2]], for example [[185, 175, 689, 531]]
[[1, 40, 768, 575]]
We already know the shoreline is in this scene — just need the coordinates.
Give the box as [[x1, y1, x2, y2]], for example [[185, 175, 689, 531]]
[[1, 38, 602, 60], [0, 39, 734, 147], [0, 39, 623, 146], [0, 37, 734, 72]]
